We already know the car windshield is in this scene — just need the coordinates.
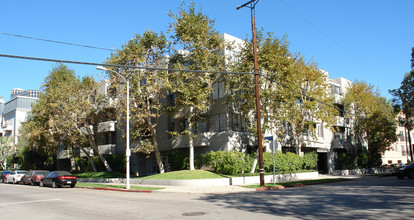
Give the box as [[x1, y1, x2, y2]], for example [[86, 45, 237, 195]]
[[16, 171, 27, 174], [36, 171, 49, 175]]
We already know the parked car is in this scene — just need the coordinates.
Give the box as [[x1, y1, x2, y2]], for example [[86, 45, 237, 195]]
[[6, 170, 28, 184], [40, 171, 77, 188], [395, 163, 414, 179], [21, 170, 49, 185], [0, 171, 13, 183]]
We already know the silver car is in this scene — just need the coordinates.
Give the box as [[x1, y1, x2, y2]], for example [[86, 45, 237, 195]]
[[6, 170, 28, 184]]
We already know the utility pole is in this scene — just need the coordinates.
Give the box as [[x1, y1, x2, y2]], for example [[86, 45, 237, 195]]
[[237, 0, 264, 187]]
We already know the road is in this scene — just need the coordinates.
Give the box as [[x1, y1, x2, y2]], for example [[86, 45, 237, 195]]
[[0, 176, 413, 219]]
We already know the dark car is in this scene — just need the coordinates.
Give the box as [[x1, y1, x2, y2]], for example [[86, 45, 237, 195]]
[[21, 170, 49, 185], [395, 163, 414, 179], [40, 171, 77, 188], [0, 171, 13, 183]]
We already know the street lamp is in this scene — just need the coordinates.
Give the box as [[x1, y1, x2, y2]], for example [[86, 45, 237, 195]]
[[97, 66, 131, 190]]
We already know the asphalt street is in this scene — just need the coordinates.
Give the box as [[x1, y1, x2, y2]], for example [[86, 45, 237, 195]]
[[0, 175, 413, 219]]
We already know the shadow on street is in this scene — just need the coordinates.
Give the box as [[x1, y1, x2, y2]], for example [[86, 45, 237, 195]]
[[199, 176, 414, 219]]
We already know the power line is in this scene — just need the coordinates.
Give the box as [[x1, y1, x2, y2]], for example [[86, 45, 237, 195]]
[[0, 32, 116, 52], [0, 53, 255, 76], [0, 52, 394, 126]]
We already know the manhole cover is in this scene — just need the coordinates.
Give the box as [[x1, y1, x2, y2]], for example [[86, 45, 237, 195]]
[[182, 212, 206, 217]]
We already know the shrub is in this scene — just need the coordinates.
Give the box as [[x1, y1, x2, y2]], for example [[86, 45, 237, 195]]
[[357, 152, 369, 168], [168, 150, 189, 171], [303, 152, 318, 170], [203, 151, 251, 175]]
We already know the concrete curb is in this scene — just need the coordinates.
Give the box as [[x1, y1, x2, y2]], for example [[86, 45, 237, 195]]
[[78, 171, 320, 187], [77, 186, 152, 193]]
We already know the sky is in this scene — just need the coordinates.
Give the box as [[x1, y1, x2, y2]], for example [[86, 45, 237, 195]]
[[1, 0, 413, 102]]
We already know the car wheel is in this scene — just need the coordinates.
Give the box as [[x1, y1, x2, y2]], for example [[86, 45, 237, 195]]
[[70, 184, 75, 188], [52, 181, 58, 188], [31, 181, 35, 186], [40, 181, 44, 187], [409, 171, 414, 179]]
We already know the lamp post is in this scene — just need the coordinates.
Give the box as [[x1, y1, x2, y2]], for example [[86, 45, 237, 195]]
[[97, 66, 131, 190]]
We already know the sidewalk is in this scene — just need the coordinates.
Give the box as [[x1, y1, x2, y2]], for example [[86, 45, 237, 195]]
[[91, 173, 361, 194]]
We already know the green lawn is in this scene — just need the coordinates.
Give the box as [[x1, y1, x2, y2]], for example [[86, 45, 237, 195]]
[[76, 182, 164, 191], [74, 171, 125, 179], [139, 170, 226, 180]]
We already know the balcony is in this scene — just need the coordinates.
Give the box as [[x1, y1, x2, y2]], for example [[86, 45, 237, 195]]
[[172, 132, 211, 149], [98, 121, 116, 133], [2, 125, 13, 131]]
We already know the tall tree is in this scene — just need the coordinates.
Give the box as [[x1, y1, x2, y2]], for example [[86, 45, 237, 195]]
[[228, 32, 337, 156], [105, 30, 171, 174], [168, 2, 226, 170], [345, 81, 397, 165], [26, 64, 112, 171]]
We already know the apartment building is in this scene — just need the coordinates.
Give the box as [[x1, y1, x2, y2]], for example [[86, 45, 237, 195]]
[[154, 34, 356, 174], [1, 88, 41, 145], [73, 33, 388, 175]]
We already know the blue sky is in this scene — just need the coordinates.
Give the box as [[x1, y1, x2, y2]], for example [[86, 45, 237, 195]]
[[1, 0, 413, 101]]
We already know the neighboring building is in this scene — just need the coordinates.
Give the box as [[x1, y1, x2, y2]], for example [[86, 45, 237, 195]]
[[0, 96, 4, 137], [1, 88, 41, 145], [381, 113, 413, 165]]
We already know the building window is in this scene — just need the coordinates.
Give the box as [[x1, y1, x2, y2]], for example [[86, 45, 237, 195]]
[[388, 160, 392, 164], [399, 131, 405, 142], [195, 121, 207, 133], [333, 126, 345, 139], [317, 124, 324, 138], [213, 113, 226, 132], [402, 145, 406, 156], [331, 85, 341, 95], [212, 82, 225, 100]]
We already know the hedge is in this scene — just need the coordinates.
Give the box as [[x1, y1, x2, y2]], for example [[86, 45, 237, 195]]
[[193, 150, 318, 175]]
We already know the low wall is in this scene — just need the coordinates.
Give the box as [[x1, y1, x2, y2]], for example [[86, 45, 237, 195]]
[[131, 178, 231, 186], [78, 171, 319, 186], [332, 167, 393, 176], [230, 172, 319, 186]]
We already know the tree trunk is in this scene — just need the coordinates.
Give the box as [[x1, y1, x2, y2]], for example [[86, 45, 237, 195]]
[[188, 106, 195, 170], [81, 148, 97, 172], [151, 126, 165, 173], [407, 127, 413, 162], [250, 151, 259, 173], [70, 156, 77, 171], [86, 126, 112, 172]]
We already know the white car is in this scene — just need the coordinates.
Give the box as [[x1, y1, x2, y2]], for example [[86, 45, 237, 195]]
[[6, 170, 28, 184]]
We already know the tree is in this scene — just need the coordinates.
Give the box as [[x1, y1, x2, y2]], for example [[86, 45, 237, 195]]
[[390, 47, 414, 161], [105, 30, 171, 174], [26, 64, 112, 171], [344, 81, 397, 166], [167, 2, 226, 170], [0, 136, 14, 169], [228, 32, 337, 156]]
